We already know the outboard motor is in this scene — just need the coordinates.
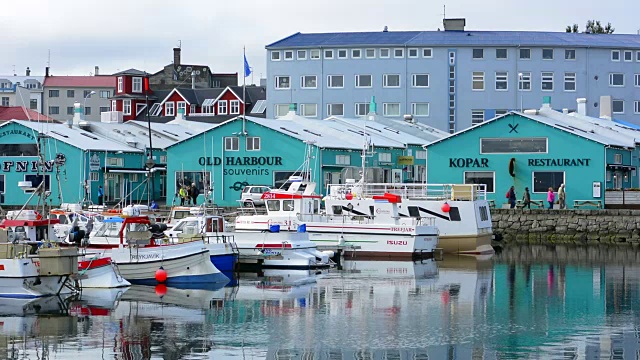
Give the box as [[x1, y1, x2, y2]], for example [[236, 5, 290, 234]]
[[150, 223, 168, 238]]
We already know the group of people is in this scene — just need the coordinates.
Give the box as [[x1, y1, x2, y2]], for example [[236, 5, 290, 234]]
[[178, 183, 199, 206], [507, 184, 566, 209]]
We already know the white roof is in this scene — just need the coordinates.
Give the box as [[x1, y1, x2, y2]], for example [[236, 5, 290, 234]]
[[324, 116, 446, 145], [245, 116, 407, 150], [165, 118, 218, 133], [10, 120, 142, 152], [0, 75, 44, 84]]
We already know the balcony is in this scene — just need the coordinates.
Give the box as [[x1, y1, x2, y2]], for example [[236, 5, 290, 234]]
[[101, 111, 123, 123]]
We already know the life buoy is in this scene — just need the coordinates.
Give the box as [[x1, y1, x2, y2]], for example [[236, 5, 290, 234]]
[[508, 158, 516, 177]]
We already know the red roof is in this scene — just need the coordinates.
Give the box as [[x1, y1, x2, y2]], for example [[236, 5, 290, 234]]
[[43, 76, 116, 88], [0, 107, 57, 122]]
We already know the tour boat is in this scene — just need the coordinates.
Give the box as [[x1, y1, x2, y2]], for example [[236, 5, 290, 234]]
[[85, 214, 228, 286], [167, 214, 333, 269], [50, 203, 104, 241], [233, 177, 439, 258], [324, 180, 494, 254], [0, 210, 79, 298]]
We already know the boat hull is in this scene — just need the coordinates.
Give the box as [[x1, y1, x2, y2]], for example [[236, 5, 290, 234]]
[[0, 259, 70, 298], [233, 231, 332, 269], [438, 234, 494, 255], [78, 256, 130, 288], [85, 242, 227, 286], [309, 231, 439, 259], [203, 242, 237, 272]]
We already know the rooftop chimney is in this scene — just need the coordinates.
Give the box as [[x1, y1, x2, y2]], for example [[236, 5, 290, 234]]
[[383, 26, 388, 32], [599, 95, 612, 120], [45, 67, 50, 77], [576, 98, 587, 116], [191, 71, 196, 89], [443, 18, 466, 31], [94, 66, 99, 76], [25, 67, 30, 76], [541, 96, 552, 109], [173, 47, 181, 66], [73, 102, 82, 125], [367, 96, 377, 121]]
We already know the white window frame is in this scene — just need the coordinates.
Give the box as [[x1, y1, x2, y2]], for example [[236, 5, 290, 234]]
[[519, 48, 531, 60], [416, 150, 427, 160], [495, 48, 508, 60], [297, 50, 307, 60], [351, 49, 362, 59], [355, 74, 372, 88], [190, 104, 196, 113], [246, 137, 260, 151], [542, 48, 554, 60], [422, 48, 433, 58], [275, 76, 291, 90], [637, 51, 640, 62], [624, 50, 633, 62], [472, 48, 484, 59], [310, 49, 320, 60], [165, 102, 174, 116], [129, 174, 139, 182], [336, 155, 350, 165], [471, 110, 485, 124], [284, 50, 293, 61], [122, 100, 132, 115], [380, 48, 390, 58], [275, 104, 289, 118], [365, 49, 376, 59], [634, 100, 640, 115], [89, 172, 99, 182], [271, 51, 281, 61], [464, 171, 495, 194], [383, 74, 400, 88], [518, 72, 532, 91], [160, 155, 167, 163], [564, 72, 576, 92], [614, 153, 623, 164], [565, 49, 576, 60], [327, 75, 344, 89], [393, 48, 404, 58], [218, 100, 227, 115], [300, 75, 317, 89], [613, 99, 625, 114], [327, 103, 344, 116], [495, 71, 508, 91], [378, 153, 392, 163], [412, 74, 429, 88], [611, 50, 620, 61], [337, 49, 348, 59], [177, 101, 186, 115], [532, 171, 565, 194], [300, 103, 317, 118], [224, 137, 239, 151], [382, 103, 400, 117], [541, 72, 554, 91], [106, 157, 124, 167], [472, 71, 485, 91], [408, 48, 419, 58], [355, 103, 369, 117], [609, 73, 625, 87], [132, 77, 142, 93], [230, 100, 240, 114], [202, 104, 214, 114], [411, 103, 430, 117], [635, 74, 640, 87], [324, 49, 334, 59]]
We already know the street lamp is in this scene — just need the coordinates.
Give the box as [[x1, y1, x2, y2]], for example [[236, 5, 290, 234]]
[[83, 91, 96, 120]]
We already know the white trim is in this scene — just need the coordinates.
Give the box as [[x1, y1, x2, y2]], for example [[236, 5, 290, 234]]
[[564, 49, 576, 60], [351, 49, 362, 59], [283, 50, 294, 61], [132, 77, 143, 93], [542, 48, 554, 60], [519, 48, 531, 60], [324, 49, 334, 59], [495, 48, 508, 60], [224, 136, 239, 151], [393, 48, 404, 58], [327, 103, 344, 116], [541, 71, 554, 91], [365, 48, 376, 59], [463, 171, 495, 194], [165, 102, 174, 116], [300, 75, 318, 89], [337, 49, 348, 59], [379, 48, 390, 58], [211, 86, 244, 105], [135, 103, 147, 116], [494, 71, 508, 91], [327, 75, 344, 89], [296, 50, 307, 60], [310, 49, 320, 60], [612, 99, 625, 114], [300, 103, 317, 118], [382, 74, 401, 88], [624, 50, 633, 62], [246, 136, 261, 151], [218, 100, 228, 115], [411, 102, 430, 117], [382, 103, 400, 117], [271, 51, 281, 61], [609, 73, 625, 87], [355, 74, 373, 88], [123, 99, 131, 115], [518, 71, 532, 91], [275, 75, 291, 90], [422, 48, 433, 58], [634, 100, 640, 115], [472, 71, 484, 91], [411, 74, 429, 88], [230, 100, 240, 115], [117, 77, 123, 93], [472, 48, 484, 60], [177, 101, 187, 115], [564, 72, 577, 92], [611, 50, 620, 61], [158, 88, 191, 106], [635, 74, 640, 87], [408, 48, 419, 58], [471, 109, 485, 124]]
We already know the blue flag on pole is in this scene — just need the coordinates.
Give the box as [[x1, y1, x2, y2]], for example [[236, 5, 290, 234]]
[[244, 54, 252, 78]]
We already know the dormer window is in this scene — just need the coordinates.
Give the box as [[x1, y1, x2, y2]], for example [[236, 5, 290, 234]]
[[132, 77, 142, 93], [117, 77, 123, 93]]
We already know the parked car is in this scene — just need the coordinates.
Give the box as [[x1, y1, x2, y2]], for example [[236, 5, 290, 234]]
[[241, 185, 272, 206]]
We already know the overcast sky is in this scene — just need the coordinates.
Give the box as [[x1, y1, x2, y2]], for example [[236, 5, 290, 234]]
[[0, 0, 637, 84]]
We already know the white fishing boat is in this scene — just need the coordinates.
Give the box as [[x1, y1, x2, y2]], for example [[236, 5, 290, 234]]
[[77, 254, 130, 288], [85, 213, 228, 286], [233, 177, 439, 258], [50, 203, 104, 241], [167, 214, 333, 269], [325, 180, 494, 254]]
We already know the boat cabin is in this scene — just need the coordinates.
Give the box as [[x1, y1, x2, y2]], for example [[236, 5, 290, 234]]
[[89, 216, 152, 248], [0, 211, 59, 243]]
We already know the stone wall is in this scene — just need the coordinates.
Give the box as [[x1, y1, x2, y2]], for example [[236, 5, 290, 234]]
[[491, 209, 640, 245]]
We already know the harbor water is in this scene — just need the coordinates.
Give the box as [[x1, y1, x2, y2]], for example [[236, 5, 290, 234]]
[[2, 247, 640, 359]]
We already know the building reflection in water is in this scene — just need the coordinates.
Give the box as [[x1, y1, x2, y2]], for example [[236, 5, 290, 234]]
[[4, 247, 640, 359]]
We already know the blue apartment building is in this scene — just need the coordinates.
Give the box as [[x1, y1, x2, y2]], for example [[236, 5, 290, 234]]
[[265, 19, 640, 133]]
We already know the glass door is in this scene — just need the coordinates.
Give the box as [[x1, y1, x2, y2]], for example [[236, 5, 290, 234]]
[[105, 173, 123, 202]]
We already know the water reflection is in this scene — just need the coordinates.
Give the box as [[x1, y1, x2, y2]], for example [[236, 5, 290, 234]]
[[4, 247, 640, 358]]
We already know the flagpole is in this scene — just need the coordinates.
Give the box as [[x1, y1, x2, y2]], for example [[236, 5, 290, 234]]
[[242, 46, 246, 135]]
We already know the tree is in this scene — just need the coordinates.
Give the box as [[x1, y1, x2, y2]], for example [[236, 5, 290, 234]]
[[565, 20, 614, 34]]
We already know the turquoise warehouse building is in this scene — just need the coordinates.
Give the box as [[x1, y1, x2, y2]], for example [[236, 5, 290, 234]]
[[166, 111, 444, 207], [425, 98, 639, 208]]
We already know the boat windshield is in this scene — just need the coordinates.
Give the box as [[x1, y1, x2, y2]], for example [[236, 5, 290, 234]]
[[93, 222, 121, 238], [173, 220, 199, 232]]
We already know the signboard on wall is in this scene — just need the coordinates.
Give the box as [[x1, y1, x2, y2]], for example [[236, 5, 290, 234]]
[[89, 154, 101, 171], [397, 156, 414, 165], [593, 181, 601, 198]]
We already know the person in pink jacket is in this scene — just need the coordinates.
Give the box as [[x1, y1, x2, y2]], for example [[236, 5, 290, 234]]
[[547, 187, 555, 209]]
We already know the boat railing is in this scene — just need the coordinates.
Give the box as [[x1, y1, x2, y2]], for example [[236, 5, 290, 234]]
[[296, 213, 436, 226], [170, 233, 235, 245], [326, 183, 487, 201], [236, 204, 268, 216]]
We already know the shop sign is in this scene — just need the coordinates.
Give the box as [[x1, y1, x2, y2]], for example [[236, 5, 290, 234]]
[[89, 154, 101, 171], [198, 156, 283, 167], [527, 158, 591, 166], [449, 158, 489, 168], [2, 160, 54, 172], [397, 156, 414, 165], [0, 129, 36, 141]]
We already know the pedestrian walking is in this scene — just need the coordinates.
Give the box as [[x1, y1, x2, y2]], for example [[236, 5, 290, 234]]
[[190, 183, 198, 205], [558, 184, 566, 209], [97, 186, 104, 205], [522, 187, 531, 209], [547, 187, 555, 209], [507, 186, 516, 209], [179, 186, 187, 206]]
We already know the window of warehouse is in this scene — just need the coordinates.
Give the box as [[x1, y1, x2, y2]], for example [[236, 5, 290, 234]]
[[533, 171, 564, 193], [480, 138, 547, 154], [464, 171, 494, 193], [175, 172, 211, 195]]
